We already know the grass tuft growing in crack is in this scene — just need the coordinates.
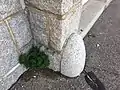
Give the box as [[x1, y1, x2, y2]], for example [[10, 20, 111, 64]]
[[19, 46, 50, 69]]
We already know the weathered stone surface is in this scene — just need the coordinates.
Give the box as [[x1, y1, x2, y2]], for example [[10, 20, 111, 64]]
[[25, 0, 81, 15], [40, 46, 61, 71], [9, 11, 32, 49], [0, 1, 32, 90], [49, 2, 82, 51], [47, 51, 61, 71], [61, 34, 86, 77], [28, 9, 49, 47], [0, 23, 18, 78], [27, 1, 82, 51], [0, 11, 32, 79], [0, 0, 23, 20], [0, 64, 26, 90]]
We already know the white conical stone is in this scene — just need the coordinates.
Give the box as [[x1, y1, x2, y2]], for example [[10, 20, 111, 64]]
[[61, 33, 86, 77]]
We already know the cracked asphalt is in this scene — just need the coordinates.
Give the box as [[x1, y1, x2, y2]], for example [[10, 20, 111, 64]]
[[9, 0, 120, 90]]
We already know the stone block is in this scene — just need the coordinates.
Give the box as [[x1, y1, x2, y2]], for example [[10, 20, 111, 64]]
[[48, 52, 61, 71], [0, 11, 32, 79], [0, 0, 23, 20], [26, 0, 81, 15], [28, 9, 49, 47], [8, 11, 32, 49], [27, 0, 82, 51], [39, 46, 61, 71], [49, 2, 82, 51], [0, 64, 26, 90]]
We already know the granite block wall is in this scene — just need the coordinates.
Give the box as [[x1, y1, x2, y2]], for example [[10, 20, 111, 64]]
[[0, 0, 32, 90]]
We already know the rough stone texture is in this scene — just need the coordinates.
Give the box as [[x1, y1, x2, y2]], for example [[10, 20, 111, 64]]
[[61, 34, 86, 77], [25, 0, 81, 15], [0, 64, 26, 90], [28, 9, 49, 47], [39, 46, 61, 71], [0, 0, 23, 20], [0, 11, 32, 79], [0, 22, 18, 79], [49, 3, 82, 51], [27, 0, 82, 51], [9, 11, 32, 49], [48, 52, 61, 71], [0, 1, 32, 89]]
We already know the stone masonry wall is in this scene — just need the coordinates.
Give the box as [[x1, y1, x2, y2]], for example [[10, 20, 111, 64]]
[[0, 0, 32, 90]]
